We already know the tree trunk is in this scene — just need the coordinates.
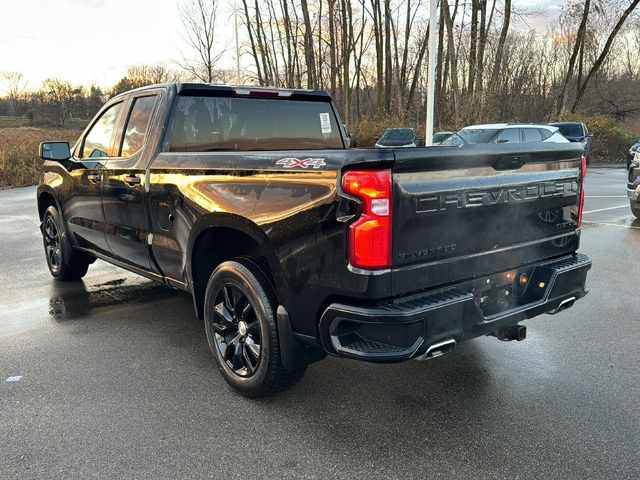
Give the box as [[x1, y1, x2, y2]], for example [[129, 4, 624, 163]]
[[329, 0, 337, 97], [300, 0, 316, 88], [241, 0, 263, 84], [468, 0, 479, 95], [442, 0, 460, 124], [488, 0, 511, 94], [384, 0, 392, 112], [571, 0, 640, 112], [556, 0, 590, 116], [371, 0, 384, 115]]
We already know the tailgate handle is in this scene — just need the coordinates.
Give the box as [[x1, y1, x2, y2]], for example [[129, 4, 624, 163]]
[[492, 155, 528, 170]]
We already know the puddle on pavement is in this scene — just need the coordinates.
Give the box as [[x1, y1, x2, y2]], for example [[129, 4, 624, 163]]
[[0, 275, 178, 336]]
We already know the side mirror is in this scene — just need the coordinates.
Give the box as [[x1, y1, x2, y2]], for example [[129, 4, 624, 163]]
[[374, 135, 380, 141], [347, 133, 357, 148], [415, 136, 422, 145], [39, 142, 71, 161]]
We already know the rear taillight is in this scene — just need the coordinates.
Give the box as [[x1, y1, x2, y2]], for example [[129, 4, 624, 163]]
[[577, 155, 586, 228], [341, 169, 392, 269]]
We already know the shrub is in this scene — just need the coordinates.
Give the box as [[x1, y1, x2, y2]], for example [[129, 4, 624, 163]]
[[560, 113, 636, 163], [0, 127, 82, 189]]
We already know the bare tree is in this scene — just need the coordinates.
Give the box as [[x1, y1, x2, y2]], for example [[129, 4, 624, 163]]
[[42, 79, 75, 126], [556, 0, 591, 116], [178, 0, 225, 83], [127, 64, 183, 85], [1, 72, 28, 116], [571, 0, 640, 112]]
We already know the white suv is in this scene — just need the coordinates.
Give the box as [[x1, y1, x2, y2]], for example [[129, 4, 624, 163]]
[[443, 124, 570, 145]]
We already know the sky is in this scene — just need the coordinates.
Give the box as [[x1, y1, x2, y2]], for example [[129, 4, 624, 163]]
[[0, 0, 564, 92]]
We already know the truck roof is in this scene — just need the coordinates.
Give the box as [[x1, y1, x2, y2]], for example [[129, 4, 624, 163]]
[[115, 82, 332, 102]]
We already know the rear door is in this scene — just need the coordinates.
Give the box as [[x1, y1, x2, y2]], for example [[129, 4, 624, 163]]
[[390, 143, 584, 294], [102, 94, 160, 271]]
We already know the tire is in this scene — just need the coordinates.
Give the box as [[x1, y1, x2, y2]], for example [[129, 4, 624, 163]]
[[42, 206, 91, 280], [631, 202, 640, 219], [204, 258, 306, 397]]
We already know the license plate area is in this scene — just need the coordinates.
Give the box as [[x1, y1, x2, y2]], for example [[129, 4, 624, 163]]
[[474, 266, 551, 317]]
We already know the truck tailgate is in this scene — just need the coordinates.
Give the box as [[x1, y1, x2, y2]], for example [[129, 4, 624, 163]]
[[391, 143, 585, 295]]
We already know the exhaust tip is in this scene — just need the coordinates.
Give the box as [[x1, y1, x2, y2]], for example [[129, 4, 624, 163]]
[[550, 296, 577, 315], [414, 338, 456, 361]]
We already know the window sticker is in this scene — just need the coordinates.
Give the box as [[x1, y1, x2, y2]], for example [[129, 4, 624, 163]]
[[319, 113, 332, 134]]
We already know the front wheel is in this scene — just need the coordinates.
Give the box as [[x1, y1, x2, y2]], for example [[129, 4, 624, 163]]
[[42, 206, 92, 280], [631, 202, 640, 219], [204, 258, 305, 397]]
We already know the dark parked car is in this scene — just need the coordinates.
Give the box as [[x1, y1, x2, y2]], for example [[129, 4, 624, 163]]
[[549, 122, 593, 163], [375, 128, 421, 148], [37, 83, 591, 397], [627, 138, 640, 169], [627, 152, 640, 218]]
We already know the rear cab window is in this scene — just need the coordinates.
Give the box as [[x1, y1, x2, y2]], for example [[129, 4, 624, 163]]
[[120, 95, 158, 157], [165, 95, 344, 151]]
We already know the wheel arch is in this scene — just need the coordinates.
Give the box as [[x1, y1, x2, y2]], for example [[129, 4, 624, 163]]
[[187, 213, 283, 320], [37, 187, 61, 221]]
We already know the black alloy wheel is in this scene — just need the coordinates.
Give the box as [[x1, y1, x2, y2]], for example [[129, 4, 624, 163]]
[[43, 215, 62, 274], [41, 206, 91, 280], [210, 282, 262, 377], [203, 258, 306, 397]]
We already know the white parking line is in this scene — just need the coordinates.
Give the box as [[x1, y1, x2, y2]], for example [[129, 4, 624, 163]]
[[583, 221, 640, 230], [583, 205, 629, 214]]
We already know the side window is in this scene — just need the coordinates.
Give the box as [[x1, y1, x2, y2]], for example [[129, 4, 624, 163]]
[[495, 128, 520, 143], [82, 102, 122, 158], [539, 128, 553, 140], [523, 128, 543, 143], [120, 96, 158, 157]]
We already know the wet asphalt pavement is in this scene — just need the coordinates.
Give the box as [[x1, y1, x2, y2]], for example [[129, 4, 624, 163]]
[[1, 167, 639, 479]]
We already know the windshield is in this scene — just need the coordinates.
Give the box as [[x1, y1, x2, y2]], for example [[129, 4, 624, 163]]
[[380, 129, 414, 141], [553, 124, 583, 138], [442, 128, 497, 146], [166, 95, 344, 151]]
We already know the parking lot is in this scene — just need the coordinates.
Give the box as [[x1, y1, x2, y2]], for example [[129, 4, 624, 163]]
[[1, 166, 639, 480]]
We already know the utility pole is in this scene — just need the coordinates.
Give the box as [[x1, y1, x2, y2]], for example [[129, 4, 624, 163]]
[[235, 0, 241, 83], [425, 0, 437, 146]]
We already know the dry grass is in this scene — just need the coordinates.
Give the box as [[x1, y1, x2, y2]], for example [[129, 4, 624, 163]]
[[0, 127, 82, 189]]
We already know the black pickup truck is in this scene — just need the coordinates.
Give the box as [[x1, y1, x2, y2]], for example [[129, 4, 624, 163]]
[[37, 83, 591, 397]]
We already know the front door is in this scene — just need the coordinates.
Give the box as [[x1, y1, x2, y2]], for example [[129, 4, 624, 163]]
[[63, 101, 125, 253], [102, 95, 159, 271]]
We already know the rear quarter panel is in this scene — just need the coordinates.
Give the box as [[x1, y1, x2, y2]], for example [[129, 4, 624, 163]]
[[147, 149, 394, 338]]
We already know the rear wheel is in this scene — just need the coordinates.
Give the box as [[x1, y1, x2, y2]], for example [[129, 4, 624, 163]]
[[42, 206, 91, 280], [631, 202, 640, 219], [204, 258, 305, 397]]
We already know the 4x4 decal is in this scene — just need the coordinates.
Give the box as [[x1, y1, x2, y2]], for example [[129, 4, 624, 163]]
[[276, 157, 327, 169]]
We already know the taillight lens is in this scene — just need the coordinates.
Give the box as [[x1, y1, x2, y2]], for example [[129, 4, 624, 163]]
[[341, 169, 392, 269], [577, 155, 586, 228]]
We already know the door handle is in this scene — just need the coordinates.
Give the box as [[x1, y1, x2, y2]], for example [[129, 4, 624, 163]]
[[123, 175, 141, 186], [87, 173, 102, 183]]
